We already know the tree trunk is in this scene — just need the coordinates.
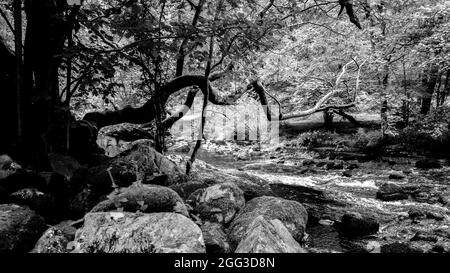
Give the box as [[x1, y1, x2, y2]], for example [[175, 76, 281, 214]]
[[420, 66, 439, 115], [0, 37, 17, 155], [440, 70, 450, 106], [323, 110, 334, 130], [83, 75, 229, 130]]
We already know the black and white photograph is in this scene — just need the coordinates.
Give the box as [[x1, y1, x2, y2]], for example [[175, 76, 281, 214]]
[[0, 0, 449, 269]]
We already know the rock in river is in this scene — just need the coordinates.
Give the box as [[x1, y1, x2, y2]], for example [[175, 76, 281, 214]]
[[228, 196, 308, 245], [376, 183, 408, 201], [73, 212, 205, 253], [235, 216, 306, 253], [189, 182, 245, 225], [340, 212, 379, 238], [91, 183, 188, 217], [200, 222, 231, 253]]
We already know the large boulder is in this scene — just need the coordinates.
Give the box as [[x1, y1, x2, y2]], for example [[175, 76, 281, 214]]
[[235, 216, 306, 253], [69, 141, 186, 204], [200, 222, 231, 253], [340, 212, 379, 238], [73, 212, 205, 253], [91, 183, 189, 217], [170, 181, 209, 200], [189, 182, 245, 224], [70, 162, 134, 198], [117, 140, 186, 185], [31, 221, 77, 253], [228, 196, 308, 246], [0, 204, 47, 252], [167, 155, 272, 201]]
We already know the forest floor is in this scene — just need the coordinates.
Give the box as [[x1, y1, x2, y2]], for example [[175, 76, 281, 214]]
[[165, 122, 450, 253]]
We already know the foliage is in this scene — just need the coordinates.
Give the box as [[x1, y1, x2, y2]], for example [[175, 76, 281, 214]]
[[397, 106, 450, 153], [296, 130, 338, 149]]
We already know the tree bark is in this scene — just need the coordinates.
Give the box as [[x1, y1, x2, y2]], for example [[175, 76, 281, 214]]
[[420, 65, 439, 115], [323, 110, 334, 130], [83, 75, 230, 129], [0, 37, 17, 155]]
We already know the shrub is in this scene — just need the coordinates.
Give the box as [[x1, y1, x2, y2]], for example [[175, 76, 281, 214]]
[[296, 130, 338, 148], [397, 106, 450, 154]]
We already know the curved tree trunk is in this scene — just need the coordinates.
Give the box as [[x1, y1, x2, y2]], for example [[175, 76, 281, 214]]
[[83, 75, 230, 129]]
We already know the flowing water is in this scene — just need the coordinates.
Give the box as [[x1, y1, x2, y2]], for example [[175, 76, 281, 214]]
[[195, 143, 450, 253]]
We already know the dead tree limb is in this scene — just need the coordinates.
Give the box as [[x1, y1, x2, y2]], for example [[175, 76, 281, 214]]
[[251, 58, 366, 121]]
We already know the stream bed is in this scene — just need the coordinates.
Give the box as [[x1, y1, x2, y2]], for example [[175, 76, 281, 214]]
[[194, 141, 450, 253]]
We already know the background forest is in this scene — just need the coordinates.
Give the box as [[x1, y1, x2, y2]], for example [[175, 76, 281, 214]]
[[0, 0, 450, 254]]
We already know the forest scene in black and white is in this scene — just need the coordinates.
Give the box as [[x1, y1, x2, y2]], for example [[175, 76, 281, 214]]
[[0, 0, 450, 254]]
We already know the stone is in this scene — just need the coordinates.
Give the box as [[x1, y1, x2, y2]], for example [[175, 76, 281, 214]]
[[200, 222, 231, 253], [415, 159, 441, 169], [31, 221, 77, 253], [171, 157, 273, 202], [0, 204, 46, 252], [346, 163, 359, 170], [316, 161, 327, 167], [9, 188, 56, 221], [389, 172, 406, 180], [326, 161, 344, 170], [143, 173, 169, 186], [170, 181, 208, 200], [235, 216, 306, 253], [73, 212, 205, 253], [438, 195, 449, 205], [380, 242, 424, 253], [189, 182, 245, 224], [342, 170, 353, 177], [413, 192, 430, 202], [410, 231, 438, 243], [340, 212, 379, 238], [408, 208, 426, 220], [302, 159, 315, 166], [228, 196, 308, 245], [118, 140, 186, 185], [91, 183, 188, 217], [376, 183, 408, 201], [426, 211, 445, 221]]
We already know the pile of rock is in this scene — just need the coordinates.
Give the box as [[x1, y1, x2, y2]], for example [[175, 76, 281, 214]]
[[0, 142, 310, 253]]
